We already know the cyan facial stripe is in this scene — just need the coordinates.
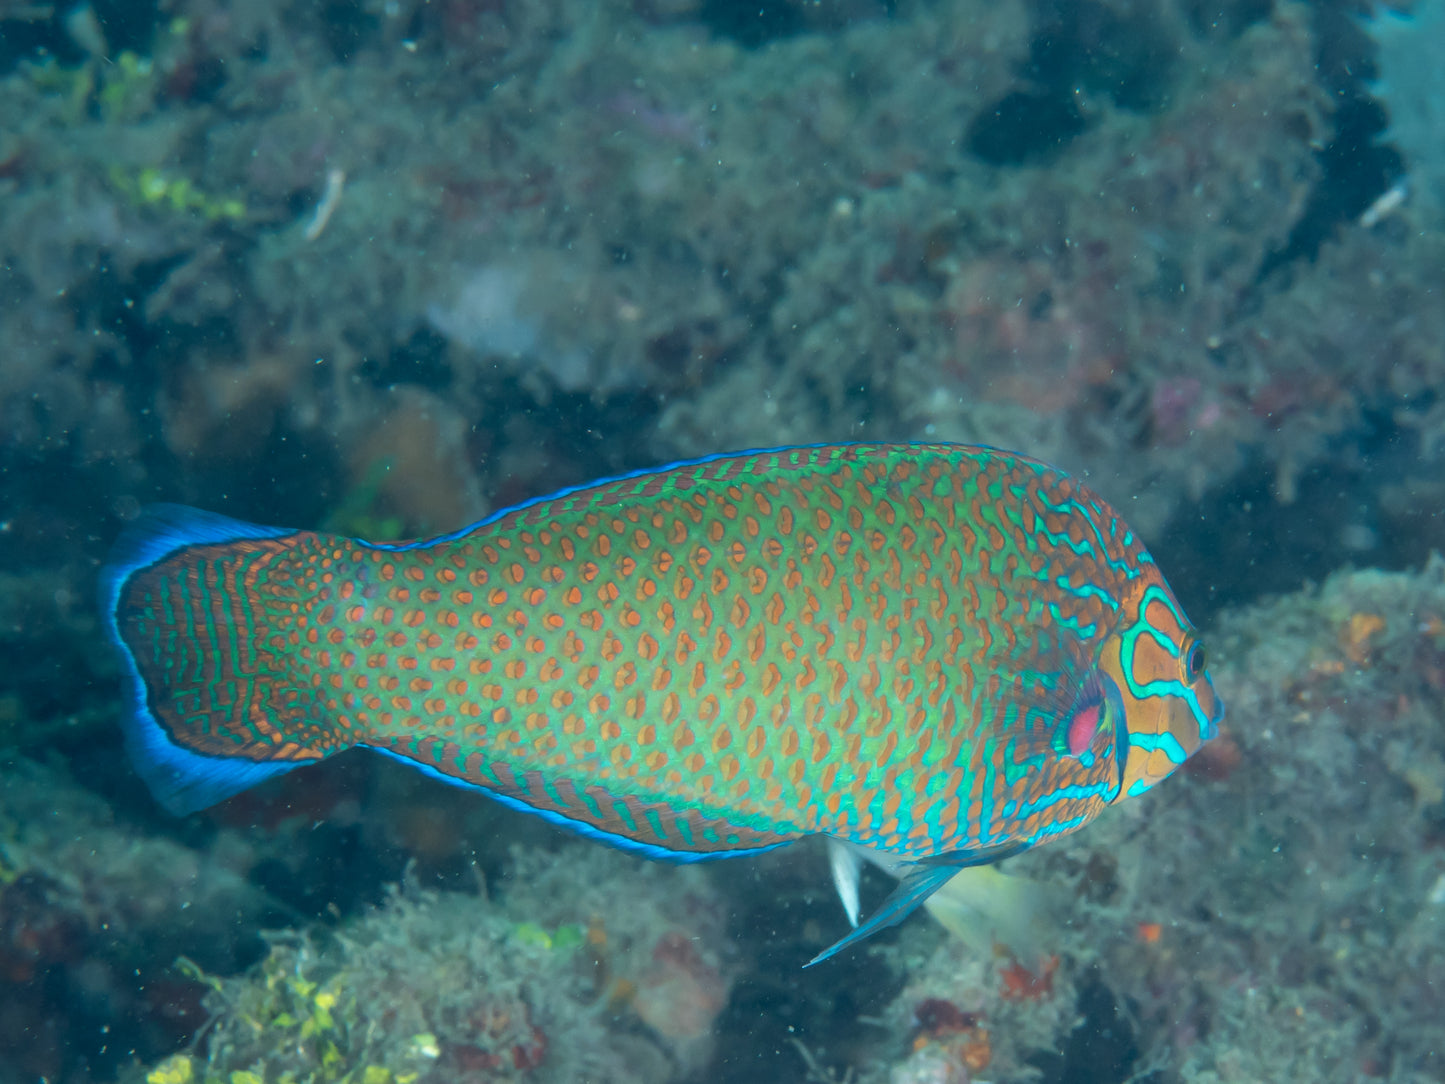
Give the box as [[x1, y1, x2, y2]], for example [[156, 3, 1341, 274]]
[[1116, 588, 1218, 747], [1126, 731, 1189, 764], [1129, 672, 1187, 700], [1127, 779, 1155, 797], [1118, 586, 1187, 697], [1130, 621, 1179, 658], [1124, 666, 1215, 744], [1140, 583, 1187, 626], [1188, 683, 1219, 739]]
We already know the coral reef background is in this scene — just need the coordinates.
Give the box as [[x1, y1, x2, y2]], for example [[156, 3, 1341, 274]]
[[1, 0, 1442, 1081]]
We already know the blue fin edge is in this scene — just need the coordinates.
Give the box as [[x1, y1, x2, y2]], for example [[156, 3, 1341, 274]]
[[356, 441, 1027, 552], [100, 504, 301, 815], [365, 746, 788, 864]]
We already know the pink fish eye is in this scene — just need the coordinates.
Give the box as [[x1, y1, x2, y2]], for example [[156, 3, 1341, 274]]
[[1066, 702, 1101, 757]]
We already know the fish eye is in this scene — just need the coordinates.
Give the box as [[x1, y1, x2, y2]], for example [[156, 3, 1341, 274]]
[[1185, 641, 1206, 680]]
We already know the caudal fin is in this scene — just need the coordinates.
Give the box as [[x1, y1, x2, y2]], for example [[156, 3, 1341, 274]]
[[101, 504, 336, 814]]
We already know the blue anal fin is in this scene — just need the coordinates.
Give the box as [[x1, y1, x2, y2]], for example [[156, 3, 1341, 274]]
[[363, 746, 788, 864], [805, 862, 961, 968]]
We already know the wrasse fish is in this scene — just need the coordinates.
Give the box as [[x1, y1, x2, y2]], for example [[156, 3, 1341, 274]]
[[102, 443, 1223, 964]]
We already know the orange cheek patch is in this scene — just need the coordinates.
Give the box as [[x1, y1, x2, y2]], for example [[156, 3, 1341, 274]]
[[1131, 636, 1179, 687]]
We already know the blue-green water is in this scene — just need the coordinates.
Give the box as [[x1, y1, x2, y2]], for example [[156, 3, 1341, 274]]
[[1, 1, 1443, 1081]]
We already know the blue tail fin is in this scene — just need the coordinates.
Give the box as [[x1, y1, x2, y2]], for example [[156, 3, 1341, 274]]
[[101, 504, 303, 815]]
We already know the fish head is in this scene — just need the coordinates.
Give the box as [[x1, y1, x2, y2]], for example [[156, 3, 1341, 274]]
[[1096, 566, 1224, 802]]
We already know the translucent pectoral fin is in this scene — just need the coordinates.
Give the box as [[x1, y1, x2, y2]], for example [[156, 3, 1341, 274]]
[[826, 837, 863, 929]]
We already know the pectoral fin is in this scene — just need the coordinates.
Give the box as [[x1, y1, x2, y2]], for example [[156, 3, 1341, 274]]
[[805, 863, 961, 967], [827, 837, 863, 929], [806, 839, 1031, 967]]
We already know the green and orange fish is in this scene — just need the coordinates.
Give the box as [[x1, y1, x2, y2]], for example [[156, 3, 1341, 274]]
[[102, 443, 1222, 963]]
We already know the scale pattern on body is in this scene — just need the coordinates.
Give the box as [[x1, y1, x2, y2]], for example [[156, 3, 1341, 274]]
[[107, 443, 1223, 959]]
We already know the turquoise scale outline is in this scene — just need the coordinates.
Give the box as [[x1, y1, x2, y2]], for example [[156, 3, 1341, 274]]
[[1023, 814, 1089, 846], [1052, 574, 1120, 611], [1047, 603, 1099, 640], [1014, 778, 1115, 818]]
